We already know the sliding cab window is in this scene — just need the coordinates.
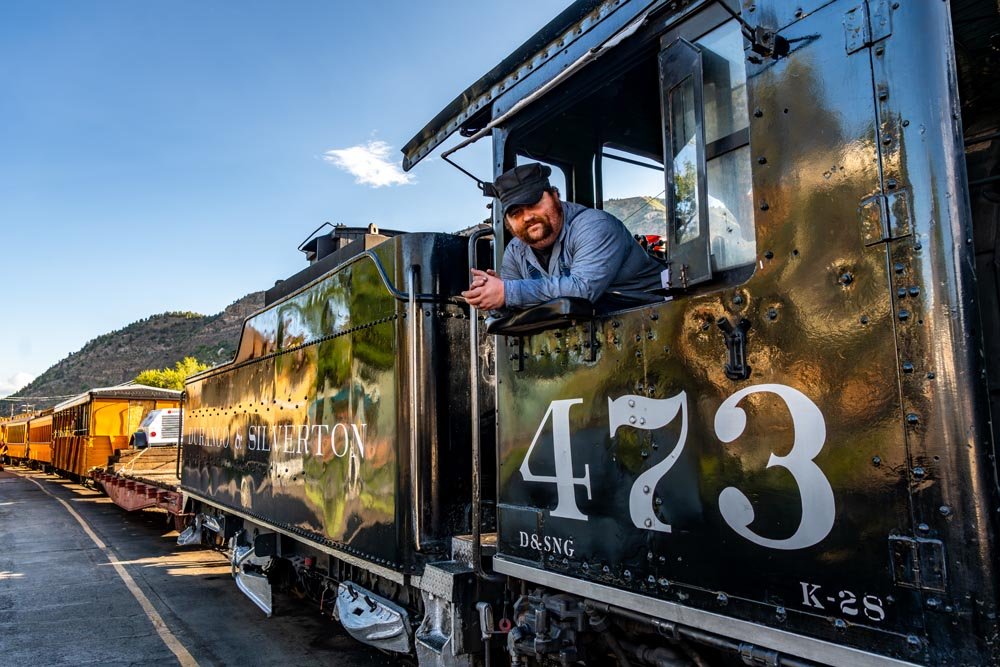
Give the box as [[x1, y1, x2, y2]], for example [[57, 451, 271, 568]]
[[662, 20, 755, 287]]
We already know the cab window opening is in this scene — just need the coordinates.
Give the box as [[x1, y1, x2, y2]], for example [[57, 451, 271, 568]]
[[496, 15, 755, 313]]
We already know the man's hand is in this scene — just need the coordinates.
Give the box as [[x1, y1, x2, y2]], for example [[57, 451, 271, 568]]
[[462, 268, 505, 310]]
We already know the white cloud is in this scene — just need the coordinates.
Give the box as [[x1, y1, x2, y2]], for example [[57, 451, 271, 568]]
[[0, 371, 34, 397], [323, 140, 414, 188]]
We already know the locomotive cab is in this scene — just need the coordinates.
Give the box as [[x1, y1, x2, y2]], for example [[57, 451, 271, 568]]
[[404, 0, 1000, 665]]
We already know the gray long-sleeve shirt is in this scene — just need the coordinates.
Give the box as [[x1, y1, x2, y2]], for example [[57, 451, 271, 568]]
[[501, 200, 665, 312]]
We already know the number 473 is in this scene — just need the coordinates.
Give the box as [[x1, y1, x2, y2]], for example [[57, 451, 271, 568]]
[[519, 384, 836, 551]]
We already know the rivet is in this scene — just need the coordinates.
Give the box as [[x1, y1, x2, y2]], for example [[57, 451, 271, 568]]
[[926, 597, 941, 610], [754, 108, 763, 117], [897, 287, 906, 298], [906, 413, 919, 425], [902, 361, 914, 373], [913, 466, 926, 477], [939, 505, 952, 516], [643, 485, 650, 494], [767, 308, 778, 320], [875, 46, 885, 56], [898, 309, 910, 321], [764, 250, 774, 260], [639, 417, 646, 425], [917, 522, 930, 532], [757, 156, 767, 164], [644, 518, 653, 528], [760, 201, 770, 211], [717, 593, 729, 605], [628, 399, 635, 408], [902, 119, 910, 127], [927, 371, 936, 379], [872, 456, 882, 466], [840, 272, 854, 285], [629, 416, 637, 424], [834, 618, 847, 630], [909, 286, 920, 297], [887, 178, 897, 189], [733, 294, 745, 305], [861, 315, 870, 325], [883, 135, 893, 146]]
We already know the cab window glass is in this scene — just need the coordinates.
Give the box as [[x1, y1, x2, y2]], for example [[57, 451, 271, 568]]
[[699, 21, 749, 144], [695, 20, 754, 272], [600, 146, 666, 242], [669, 78, 700, 246]]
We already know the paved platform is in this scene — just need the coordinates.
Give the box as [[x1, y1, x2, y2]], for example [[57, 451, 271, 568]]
[[0, 466, 399, 666]]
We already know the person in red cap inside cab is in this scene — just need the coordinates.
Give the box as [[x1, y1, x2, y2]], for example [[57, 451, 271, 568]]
[[462, 163, 664, 314]]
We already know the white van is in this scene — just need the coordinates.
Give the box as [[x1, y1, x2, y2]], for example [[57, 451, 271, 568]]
[[132, 408, 182, 448]]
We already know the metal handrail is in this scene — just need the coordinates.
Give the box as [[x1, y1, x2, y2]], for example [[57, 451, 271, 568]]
[[467, 227, 494, 578]]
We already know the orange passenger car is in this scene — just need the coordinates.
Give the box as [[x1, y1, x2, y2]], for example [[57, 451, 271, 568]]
[[52, 385, 181, 477], [4, 414, 31, 462], [27, 409, 53, 467]]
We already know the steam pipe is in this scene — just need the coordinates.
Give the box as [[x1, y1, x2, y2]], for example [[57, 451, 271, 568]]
[[584, 601, 818, 667], [408, 265, 422, 552]]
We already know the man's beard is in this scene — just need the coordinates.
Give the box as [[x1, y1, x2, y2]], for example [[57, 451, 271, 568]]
[[521, 216, 556, 247]]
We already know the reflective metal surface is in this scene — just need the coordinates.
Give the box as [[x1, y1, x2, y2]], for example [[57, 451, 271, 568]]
[[182, 234, 479, 571], [492, 1, 999, 664]]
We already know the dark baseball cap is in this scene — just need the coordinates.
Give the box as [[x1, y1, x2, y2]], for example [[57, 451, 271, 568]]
[[483, 163, 552, 217]]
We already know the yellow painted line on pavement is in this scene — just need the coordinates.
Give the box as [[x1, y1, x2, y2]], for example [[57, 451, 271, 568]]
[[18, 470, 199, 667]]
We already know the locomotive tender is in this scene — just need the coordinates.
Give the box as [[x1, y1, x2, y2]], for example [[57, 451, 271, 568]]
[[179, 0, 1000, 665]]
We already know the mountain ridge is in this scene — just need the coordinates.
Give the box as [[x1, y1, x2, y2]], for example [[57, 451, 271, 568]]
[[9, 292, 264, 409]]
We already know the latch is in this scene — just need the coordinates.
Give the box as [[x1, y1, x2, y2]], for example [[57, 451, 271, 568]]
[[717, 317, 752, 381], [859, 189, 912, 246], [889, 536, 947, 593], [844, 0, 893, 55]]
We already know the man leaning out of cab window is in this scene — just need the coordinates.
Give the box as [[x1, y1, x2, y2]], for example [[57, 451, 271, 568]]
[[462, 163, 665, 314]]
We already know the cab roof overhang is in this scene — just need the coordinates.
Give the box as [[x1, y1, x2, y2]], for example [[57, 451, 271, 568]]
[[401, 0, 669, 172]]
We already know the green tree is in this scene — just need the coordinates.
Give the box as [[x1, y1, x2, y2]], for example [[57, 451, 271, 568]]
[[134, 357, 210, 390]]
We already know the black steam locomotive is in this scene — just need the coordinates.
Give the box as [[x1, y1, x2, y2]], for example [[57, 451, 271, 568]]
[[179, 1, 1000, 665]]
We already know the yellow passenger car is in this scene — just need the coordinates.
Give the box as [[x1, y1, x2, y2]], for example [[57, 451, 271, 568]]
[[4, 414, 31, 462], [52, 385, 182, 477], [27, 409, 53, 467]]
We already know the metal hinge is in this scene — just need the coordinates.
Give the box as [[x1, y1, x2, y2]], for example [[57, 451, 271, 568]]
[[844, 0, 893, 55], [859, 188, 912, 246], [889, 536, 947, 593]]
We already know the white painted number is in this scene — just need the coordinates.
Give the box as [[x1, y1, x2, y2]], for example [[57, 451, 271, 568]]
[[715, 384, 835, 550], [608, 392, 688, 533], [519, 398, 592, 520], [521, 384, 835, 551]]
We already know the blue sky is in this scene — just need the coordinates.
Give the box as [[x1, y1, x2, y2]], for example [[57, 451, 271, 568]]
[[0, 0, 570, 396]]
